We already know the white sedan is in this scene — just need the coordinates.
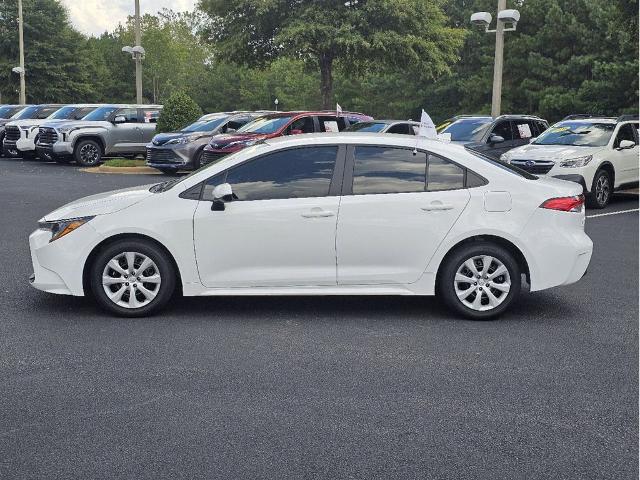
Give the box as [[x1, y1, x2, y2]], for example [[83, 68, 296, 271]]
[[29, 133, 593, 319]]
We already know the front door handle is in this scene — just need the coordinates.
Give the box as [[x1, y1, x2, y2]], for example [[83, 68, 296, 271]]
[[302, 208, 335, 218], [421, 203, 454, 212]]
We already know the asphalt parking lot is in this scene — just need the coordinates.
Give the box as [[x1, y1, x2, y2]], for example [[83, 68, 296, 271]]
[[0, 157, 637, 480]]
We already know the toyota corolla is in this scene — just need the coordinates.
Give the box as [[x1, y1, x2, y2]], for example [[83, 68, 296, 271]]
[[28, 133, 593, 319]]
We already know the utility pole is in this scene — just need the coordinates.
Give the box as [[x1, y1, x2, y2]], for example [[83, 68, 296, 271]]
[[134, 0, 143, 104], [491, 0, 506, 117], [18, 0, 26, 104]]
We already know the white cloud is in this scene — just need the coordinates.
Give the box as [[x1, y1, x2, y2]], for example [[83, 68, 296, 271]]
[[59, 0, 198, 37]]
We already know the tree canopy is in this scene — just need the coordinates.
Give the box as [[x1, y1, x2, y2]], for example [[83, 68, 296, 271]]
[[0, 0, 636, 122]]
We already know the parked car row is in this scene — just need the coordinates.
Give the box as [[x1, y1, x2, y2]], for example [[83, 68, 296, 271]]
[[2, 103, 637, 207], [0, 103, 162, 165]]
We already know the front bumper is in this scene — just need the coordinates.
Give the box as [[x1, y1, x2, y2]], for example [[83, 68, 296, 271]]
[[29, 223, 102, 296], [16, 136, 36, 152], [552, 174, 588, 192], [36, 140, 74, 156], [146, 144, 194, 169]]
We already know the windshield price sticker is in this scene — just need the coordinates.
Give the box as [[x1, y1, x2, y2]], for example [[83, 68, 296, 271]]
[[517, 123, 532, 138], [323, 121, 339, 132]]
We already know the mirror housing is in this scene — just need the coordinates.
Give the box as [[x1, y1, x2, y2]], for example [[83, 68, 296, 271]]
[[290, 129, 303, 135], [113, 115, 126, 124], [226, 127, 236, 133], [618, 139, 636, 150], [488, 134, 505, 145], [211, 183, 234, 211]]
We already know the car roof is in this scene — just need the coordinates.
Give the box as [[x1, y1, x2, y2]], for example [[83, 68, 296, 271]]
[[558, 117, 617, 124], [359, 119, 419, 125], [261, 111, 370, 118]]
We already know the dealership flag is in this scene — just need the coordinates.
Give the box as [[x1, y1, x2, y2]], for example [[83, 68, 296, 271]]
[[418, 109, 437, 138], [336, 103, 342, 116]]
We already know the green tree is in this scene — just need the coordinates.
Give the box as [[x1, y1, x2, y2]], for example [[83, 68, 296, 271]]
[[0, 0, 102, 103], [198, 0, 466, 109], [157, 90, 202, 132]]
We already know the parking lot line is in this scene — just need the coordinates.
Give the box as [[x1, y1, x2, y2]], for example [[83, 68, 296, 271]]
[[587, 208, 639, 219]]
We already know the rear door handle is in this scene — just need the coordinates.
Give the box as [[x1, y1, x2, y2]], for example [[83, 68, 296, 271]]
[[302, 208, 335, 218], [421, 204, 454, 211]]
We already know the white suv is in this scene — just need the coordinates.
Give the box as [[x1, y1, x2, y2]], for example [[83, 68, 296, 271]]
[[28, 133, 592, 319], [501, 115, 639, 208]]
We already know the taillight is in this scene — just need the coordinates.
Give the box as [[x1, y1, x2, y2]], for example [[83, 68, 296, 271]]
[[540, 195, 585, 213]]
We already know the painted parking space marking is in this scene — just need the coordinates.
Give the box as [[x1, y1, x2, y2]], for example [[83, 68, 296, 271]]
[[587, 208, 639, 219]]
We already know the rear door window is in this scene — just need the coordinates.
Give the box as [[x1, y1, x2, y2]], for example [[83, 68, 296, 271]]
[[427, 155, 465, 191], [142, 109, 161, 123], [386, 123, 414, 135], [116, 108, 139, 123], [318, 115, 346, 132], [352, 146, 426, 195]]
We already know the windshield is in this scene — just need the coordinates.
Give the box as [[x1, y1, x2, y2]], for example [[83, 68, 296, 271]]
[[345, 122, 387, 133], [442, 118, 492, 142], [0, 106, 20, 118], [47, 106, 77, 120], [182, 116, 228, 133], [11, 106, 39, 120], [82, 106, 118, 121], [237, 116, 293, 134], [533, 122, 615, 146]]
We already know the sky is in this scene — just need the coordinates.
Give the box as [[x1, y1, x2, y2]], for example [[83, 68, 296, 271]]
[[59, 0, 198, 37]]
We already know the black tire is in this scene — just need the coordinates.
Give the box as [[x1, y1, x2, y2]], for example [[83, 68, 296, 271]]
[[90, 239, 176, 317], [192, 148, 204, 170], [74, 139, 103, 166], [438, 242, 521, 320], [586, 169, 611, 209]]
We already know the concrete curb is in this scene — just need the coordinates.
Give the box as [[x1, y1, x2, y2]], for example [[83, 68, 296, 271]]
[[79, 165, 161, 175]]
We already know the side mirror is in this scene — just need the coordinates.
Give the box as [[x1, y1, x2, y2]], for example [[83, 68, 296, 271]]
[[618, 139, 636, 150], [113, 115, 126, 124], [529, 137, 537, 144], [211, 183, 234, 211], [488, 134, 505, 145], [225, 127, 236, 133], [289, 129, 303, 135]]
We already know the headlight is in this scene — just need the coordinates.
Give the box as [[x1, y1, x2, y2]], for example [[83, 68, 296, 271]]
[[38, 216, 95, 242], [166, 136, 194, 145], [226, 139, 258, 148], [559, 155, 592, 168]]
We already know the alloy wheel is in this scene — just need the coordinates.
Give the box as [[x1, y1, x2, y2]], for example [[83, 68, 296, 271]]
[[453, 255, 511, 311], [80, 144, 100, 165], [101, 251, 162, 309], [595, 175, 610, 206]]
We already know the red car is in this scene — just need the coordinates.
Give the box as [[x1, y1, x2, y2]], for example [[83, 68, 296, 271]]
[[201, 110, 372, 165]]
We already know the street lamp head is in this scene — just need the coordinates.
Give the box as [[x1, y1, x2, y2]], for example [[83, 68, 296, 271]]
[[11, 66, 24, 74], [497, 9, 520, 25], [470, 11, 492, 27], [131, 46, 145, 55], [122, 46, 134, 53]]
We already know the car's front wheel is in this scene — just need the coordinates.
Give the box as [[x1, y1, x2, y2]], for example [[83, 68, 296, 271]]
[[438, 242, 521, 320], [90, 240, 176, 317], [74, 139, 103, 167], [587, 169, 611, 209]]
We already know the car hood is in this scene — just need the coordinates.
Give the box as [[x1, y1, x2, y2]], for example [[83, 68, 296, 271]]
[[151, 131, 210, 146], [45, 120, 111, 130], [507, 144, 604, 160], [208, 132, 268, 147], [41, 184, 156, 222], [5, 119, 47, 128]]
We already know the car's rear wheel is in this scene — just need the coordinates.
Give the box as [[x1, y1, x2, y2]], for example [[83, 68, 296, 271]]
[[438, 242, 521, 320], [74, 139, 103, 166], [90, 240, 176, 317], [586, 169, 611, 209]]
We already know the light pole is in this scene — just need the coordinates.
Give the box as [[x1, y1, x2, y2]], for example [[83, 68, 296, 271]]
[[122, 0, 144, 103], [17, 0, 25, 104], [471, 2, 520, 117]]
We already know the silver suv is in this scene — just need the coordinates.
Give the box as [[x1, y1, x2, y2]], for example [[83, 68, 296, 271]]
[[36, 104, 162, 166]]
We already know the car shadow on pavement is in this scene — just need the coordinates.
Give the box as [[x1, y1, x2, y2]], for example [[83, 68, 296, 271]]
[[29, 289, 575, 325]]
